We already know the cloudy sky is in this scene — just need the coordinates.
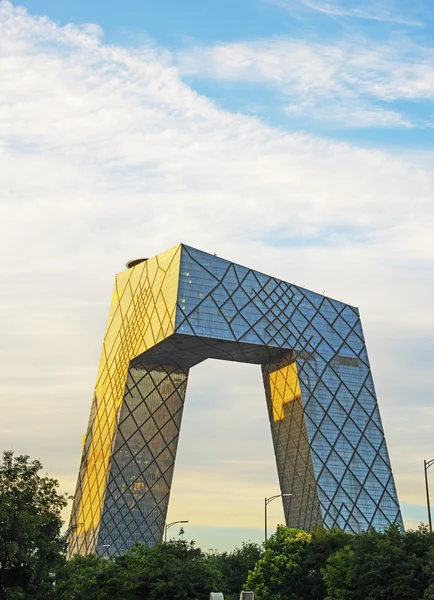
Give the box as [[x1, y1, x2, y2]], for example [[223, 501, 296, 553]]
[[1, 0, 433, 550]]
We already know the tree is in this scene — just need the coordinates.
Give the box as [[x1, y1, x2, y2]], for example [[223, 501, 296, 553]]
[[0, 451, 68, 600], [404, 524, 434, 563], [421, 541, 434, 599], [323, 525, 431, 600], [245, 526, 350, 600], [297, 526, 350, 599], [53, 554, 108, 600], [207, 542, 263, 599], [127, 540, 222, 600], [246, 526, 312, 600], [55, 539, 223, 600]]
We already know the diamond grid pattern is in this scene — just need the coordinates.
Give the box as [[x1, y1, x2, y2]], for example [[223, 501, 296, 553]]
[[175, 246, 402, 533], [96, 361, 189, 557], [68, 245, 182, 557], [262, 354, 322, 531], [68, 244, 402, 558]]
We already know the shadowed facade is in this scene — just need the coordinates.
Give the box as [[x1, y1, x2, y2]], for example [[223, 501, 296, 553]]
[[68, 244, 402, 557]]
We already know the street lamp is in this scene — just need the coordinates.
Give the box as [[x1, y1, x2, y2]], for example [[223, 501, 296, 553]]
[[424, 459, 434, 533], [165, 520, 189, 541], [265, 494, 292, 541]]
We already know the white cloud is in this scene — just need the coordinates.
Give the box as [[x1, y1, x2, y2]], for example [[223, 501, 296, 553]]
[[0, 1, 433, 536], [177, 36, 434, 127], [285, 100, 411, 128]]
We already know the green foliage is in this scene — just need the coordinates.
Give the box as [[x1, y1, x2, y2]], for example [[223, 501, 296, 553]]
[[424, 584, 434, 600], [298, 527, 350, 599], [127, 540, 222, 600], [246, 526, 350, 600], [404, 524, 434, 560], [323, 525, 432, 600], [0, 451, 68, 600], [206, 542, 263, 600], [246, 526, 312, 600], [56, 539, 222, 600], [3, 449, 434, 600], [421, 544, 434, 599], [53, 554, 107, 600]]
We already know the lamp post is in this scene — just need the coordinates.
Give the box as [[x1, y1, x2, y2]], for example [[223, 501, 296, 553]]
[[424, 459, 434, 533], [165, 520, 189, 541], [265, 494, 292, 541]]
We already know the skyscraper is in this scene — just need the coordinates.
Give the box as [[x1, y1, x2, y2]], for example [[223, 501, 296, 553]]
[[68, 243, 402, 557]]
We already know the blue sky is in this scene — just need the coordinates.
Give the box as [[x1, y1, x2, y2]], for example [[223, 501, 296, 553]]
[[17, 0, 434, 147], [0, 0, 433, 550]]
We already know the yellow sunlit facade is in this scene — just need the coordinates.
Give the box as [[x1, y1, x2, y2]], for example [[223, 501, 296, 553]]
[[68, 245, 181, 556]]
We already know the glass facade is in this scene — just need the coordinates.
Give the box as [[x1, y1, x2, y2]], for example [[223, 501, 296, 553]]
[[68, 244, 402, 557]]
